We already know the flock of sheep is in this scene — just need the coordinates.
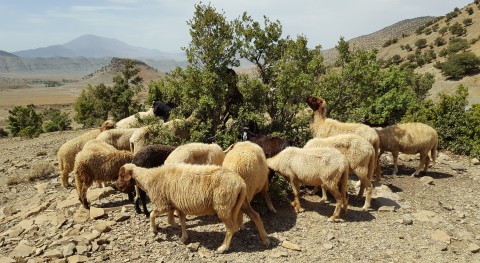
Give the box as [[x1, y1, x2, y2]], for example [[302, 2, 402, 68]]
[[56, 96, 439, 253]]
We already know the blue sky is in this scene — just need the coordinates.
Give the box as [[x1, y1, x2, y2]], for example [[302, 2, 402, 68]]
[[0, 0, 473, 53]]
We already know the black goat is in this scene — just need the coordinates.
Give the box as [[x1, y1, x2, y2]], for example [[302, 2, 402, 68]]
[[152, 100, 173, 122]]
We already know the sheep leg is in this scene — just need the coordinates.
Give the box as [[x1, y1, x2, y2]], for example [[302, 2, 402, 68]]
[[412, 153, 428, 177], [422, 154, 430, 173], [241, 201, 270, 247], [262, 182, 277, 213], [60, 170, 70, 188], [216, 216, 239, 254], [139, 189, 150, 218], [178, 211, 188, 244], [327, 187, 343, 222], [359, 178, 373, 211], [167, 210, 178, 228], [150, 209, 159, 236], [392, 151, 399, 175], [319, 186, 328, 204], [237, 211, 245, 230], [290, 180, 304, 213]]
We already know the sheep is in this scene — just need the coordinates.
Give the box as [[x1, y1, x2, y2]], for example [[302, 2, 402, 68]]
[[115, 100, 172, 129], [375, 122, 438, 177], [222, 141, 277, 228], [57, 120, 115, 188], [164, 142, 225, 166], [116, 144, 177, 217], [96, 128, 138, 151], [240, 127, 290, 158], [303, 134, 376, 210], [129, 125, 152, 154], [118, 163, 270, 253], [266, 147, 349, 221], [74, 139, 134, 209], [306, 96, 382, 181]]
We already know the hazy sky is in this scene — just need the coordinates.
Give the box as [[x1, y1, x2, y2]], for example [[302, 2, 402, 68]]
[[0, 0, 473, 53]]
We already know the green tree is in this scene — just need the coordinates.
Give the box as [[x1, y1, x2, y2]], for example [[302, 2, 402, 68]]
[[438, 52, 480, 78], [42, 108, 72, 132], [415, 38, 428, 49], [449, 22, 466, 36], [74, 83, 111, 127], [434, 37, 446, 47], [109, 59, 143, 120], [7, 104, 43, 138], [463, 18, 473, 26]]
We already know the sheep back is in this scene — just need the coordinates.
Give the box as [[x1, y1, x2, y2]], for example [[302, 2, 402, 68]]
[[96, 128, 137, 151], [164, 142, 225, 165]]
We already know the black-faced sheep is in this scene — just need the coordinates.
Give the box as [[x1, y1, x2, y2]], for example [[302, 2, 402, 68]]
[[116, 144, 177, 217], [306, 96, 382, 181], [74, 139, 133, 209], [223, 141, 277, 228], [115, 100, 172, 129], [375, 122, 438, 177], [304, 134, 376, 210], [96, 128, 138, 151], [118, 163, 270, 253], [57, 120, 115, 188], [240, 127, 290, 158], [267, 147, 349, 221]]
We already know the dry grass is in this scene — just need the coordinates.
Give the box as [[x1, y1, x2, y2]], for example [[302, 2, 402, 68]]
[[5, 162, 56, 186]]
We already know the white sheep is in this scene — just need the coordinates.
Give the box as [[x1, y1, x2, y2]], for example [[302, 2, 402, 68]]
[[164, 142, 225, 166], [304, 134, 376, 210], [129, 125, 151, 154], [96, 128, 138, 151], [74, 139, 134, 209], [57, 120, 115, 188], [375, 122, 438, 177], [223, 141, 277, 228], [267, 147, 349, 221], [306, 96, 382, 181], [118, 163, 270, 253]]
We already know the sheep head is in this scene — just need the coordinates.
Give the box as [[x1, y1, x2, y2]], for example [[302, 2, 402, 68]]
[[306, 96, 327, 118], [100, 120, 116, 131], [117, 164, 134, 192]]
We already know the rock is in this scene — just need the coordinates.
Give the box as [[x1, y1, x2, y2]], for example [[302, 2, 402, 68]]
[[23, 201, 50, 218], [89, 207, 105, 220], [62, 228, 80, 237], [80, 230, 101, 243], [44, 249, 63, 259], [67, 255, 88, 263], [398, 154, 414, 162], [419, 176, 434, 185], [9, 243, 36, 258], [114, 213, 131, 222], [0, 256, 16, 263], [57, 197, 80, 209], [326, 233, 335, 241], [468, 243, 480, 253], [323, 243, 334, 250], [187, 242, 200, 252], [378, 206, 396, 212], [76, 245, 88, 255], [471, 158, 480, 165], [281, 240, 301, 251], [449, 164, 467, 172], [431, 230, 451, 244], [270, 251, 288, 258], [73, 207, 90, 224], [35, 182, 49, 194], [413, 210, 438, 223], [94, 220, 115, 233], [86, 187, 116, 203], [63, 243, 76, 257], [437, 153, 451, 163]]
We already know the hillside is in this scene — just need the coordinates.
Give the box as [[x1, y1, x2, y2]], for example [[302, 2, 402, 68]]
[[375, 2, 480, 104]]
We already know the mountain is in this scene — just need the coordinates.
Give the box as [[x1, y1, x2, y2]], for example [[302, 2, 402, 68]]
[[0, 50, 19, 57], [12, 34, 186, 61]]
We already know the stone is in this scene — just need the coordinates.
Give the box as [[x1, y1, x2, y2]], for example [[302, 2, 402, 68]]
[[80, 230, 101, 243], [271, 251, 288, 258], [94, 220, 115, 233], [419, 176, 434, 185], [326, 233, 335, 241], [63, 243, 76, 257], [114, 213, 131, 222], [413, 210, 438, 223], [76, 245, 88, 255], [44, 249, 63, 259], [86, 187, 116, 203], [323, 243, 334, 250], [23, 201, 50, 218], [281, 240, 301, 251], [468, 243, 480, 253], [187, 242, 200, 252], [471, 158, 480, 165], [57, 197, 80, 209], [378, 206, 396, 212], [449, 164, 467, 172], [67, 255, 88, 263], [89, 207, 105, 220], [62, 228, 80, 237], [35, 182, 49, 195], [0, 256, 16, 263], [73, 207, 90, 224], [431, 230, 451, 244], [9, 243, 36, 258]]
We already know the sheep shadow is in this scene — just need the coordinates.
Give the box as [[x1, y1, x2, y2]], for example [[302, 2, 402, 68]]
[[299, 197, 375, 222], [154, 218, 280, 253], [380, 164, 453, 179]]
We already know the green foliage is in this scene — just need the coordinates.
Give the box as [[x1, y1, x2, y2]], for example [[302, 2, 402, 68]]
[[437, 52, 480, 79], [449, 22, 467, 37], [466, 7, 474, 15], [434, 37, 446, 47], [439, 26, 449, 35], [463, 18, 473, 26], [74, 84, 111, 127], [382, 38, 398, 47], [423, 27, 432, 35], [445, 11, 459, 22], [42, 108, 72, 132], [415, 25, 425, 35], [415, 38, 428, 49], [404, 44, 413, 52], [7, 104, 43, 138]]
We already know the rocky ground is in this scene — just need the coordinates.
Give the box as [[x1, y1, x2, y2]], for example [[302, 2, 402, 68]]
[[0, 130, 479, 263]]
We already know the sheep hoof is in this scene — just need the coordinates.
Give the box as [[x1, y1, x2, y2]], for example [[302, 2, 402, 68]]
[[410, 173, 417, 177], [216, 246, 227, 254], [270, 208, 278, 214], [295, 207, 304, 213], [180, 235, 188, 244], [318, 199, 327, 205], [360, 206, 369, 212], [327, 217, 338, 222], [263, 238, 270, 247]]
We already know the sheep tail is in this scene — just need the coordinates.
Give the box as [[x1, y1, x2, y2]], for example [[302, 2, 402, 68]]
[[223, 143, 235, 154], [232, 184, 247, 228], [368, 152, 376, 182], [431, 136, 438, 165], [340, 166, 349, 212]]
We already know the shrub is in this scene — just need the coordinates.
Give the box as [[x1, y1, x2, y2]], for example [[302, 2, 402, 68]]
[[0, 128, 8, 138], [415, 38, 428, 49], [449, 22, 467, 36], [466, 7, 474, 15], [404, 44, 413, 52], [424, 27, 432, 35], [439, 26, 449, 35], [438, 52, 480, 78], [42, 108, 72, 132], [434, 37, 446, 47], [416, 25, 426, 35], [463, 18, 473, 26], [7, 104, 43, 138], [27, 162, 56, 182], [382, 38, 398, 47]]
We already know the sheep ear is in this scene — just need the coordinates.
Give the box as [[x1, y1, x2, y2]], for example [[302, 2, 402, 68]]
[[119, 166, 132, 181]]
